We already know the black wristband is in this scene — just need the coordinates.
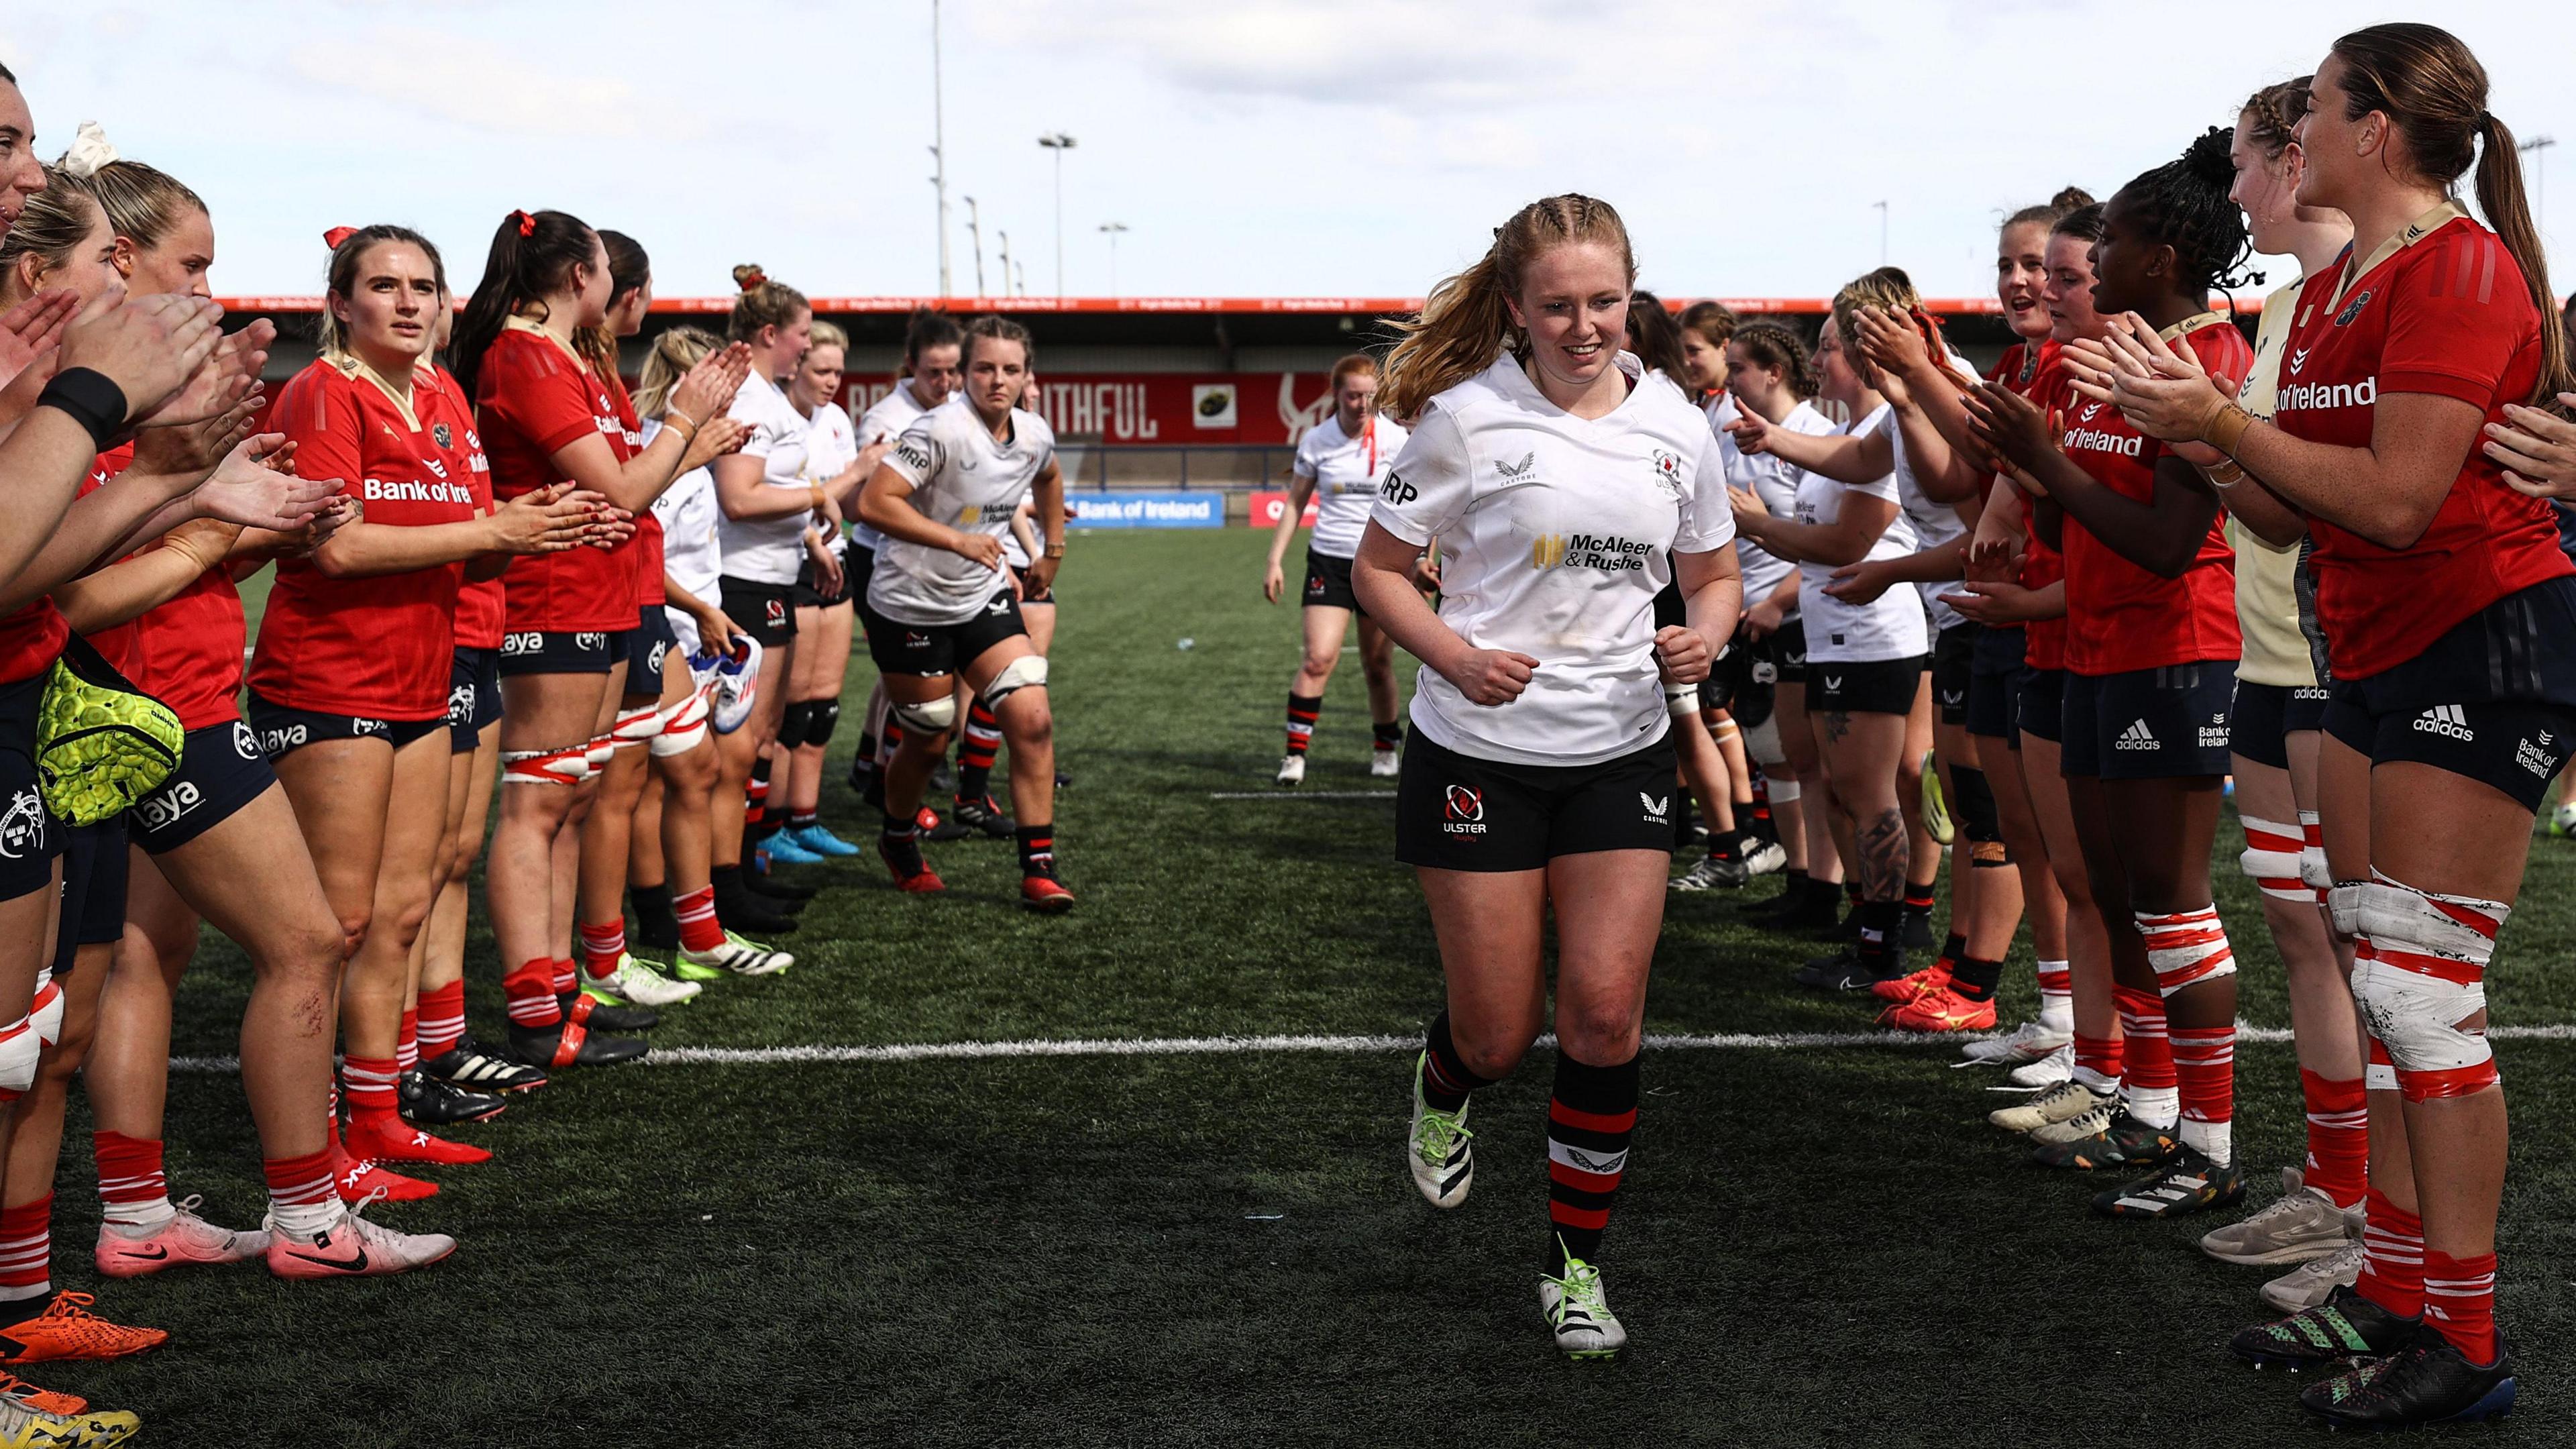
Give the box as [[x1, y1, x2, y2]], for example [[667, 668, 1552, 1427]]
[[37, 368, 130, 450]]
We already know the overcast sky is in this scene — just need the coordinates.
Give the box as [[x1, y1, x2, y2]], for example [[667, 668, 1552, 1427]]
[[7, 2, 2572, 305]]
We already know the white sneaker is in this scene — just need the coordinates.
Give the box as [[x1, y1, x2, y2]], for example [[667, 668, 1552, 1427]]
[[2027, 1095, 2119, 1146], [2200, 1168, 2353, 1266], [1539, 1257, 1627, 1360], [1405, 1054, 1473, 1208], [1741, 839, 1788, 876], [263, 1202, 457, 1279], [582, 953, 702, 1008], [680, 932, 793, 977], [2260, 1230, 2366, 1313], [1960, 1019, 2073, 1067], [710, 635, 763, 735], [1989, 1077, 2114, 1133], [1369, 747, 1401, 778], [2008, 1044, 2076, 1089], [1275, 754, 1306, 787]]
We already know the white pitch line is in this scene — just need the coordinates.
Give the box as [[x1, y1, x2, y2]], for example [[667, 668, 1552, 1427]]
[[162, 1022, 2576, 1074], [1206, 790, 1398, 800]]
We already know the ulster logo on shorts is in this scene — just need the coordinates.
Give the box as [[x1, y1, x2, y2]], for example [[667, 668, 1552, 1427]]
[[763, 599, 787, 629], [2413, 704, 2473, 742], [502, 632, 542, 657], [233, 721, 261, 760], [904, 631, 932, 649], [0, 788, 44, 859], [1441, 785, 1487, 836]]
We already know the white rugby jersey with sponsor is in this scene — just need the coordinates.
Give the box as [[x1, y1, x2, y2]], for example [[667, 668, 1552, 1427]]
[[803, 398, 859, 559], [855, 379, 944, 553], [1714, 394, 1837, 610], [716, 371, 816, 585], [1295, 412, 1410, 559], [1796, 403, 1926, 663], [1368, 352, 1731, 767], [871, 398, 1059, 627], [643, 418, 722, 612]]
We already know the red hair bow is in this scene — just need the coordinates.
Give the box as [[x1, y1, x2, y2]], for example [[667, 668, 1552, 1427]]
[[738, 267, 767, 292], [323, 225, 358, 250], [513, 209, 536, 237]]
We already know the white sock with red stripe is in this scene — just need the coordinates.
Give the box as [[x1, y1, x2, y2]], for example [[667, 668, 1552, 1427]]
[[93, 1132, 172, 1231], [2033, 959, 2072, 1032]]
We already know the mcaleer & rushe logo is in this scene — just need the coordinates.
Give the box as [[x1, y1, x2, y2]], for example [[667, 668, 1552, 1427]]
[[1531, 533, 1648, 572]]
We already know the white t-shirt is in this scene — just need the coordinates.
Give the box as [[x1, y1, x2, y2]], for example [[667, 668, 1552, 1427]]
[[644, 418, 722, 637], [717, 371, 815, 586], [1886, 351, 1982, 633], [871, 398, 1059, 627], [1369, 352, 1731, 767], [802, 398, 859, 560], [1294, 412, 1409, 559], [855, 379, 943, 553], [1796, 403, 1925, 663], [1716, 394, 1837, 612]]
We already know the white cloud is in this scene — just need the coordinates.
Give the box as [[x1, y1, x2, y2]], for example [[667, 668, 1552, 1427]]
[[285, 27, 700, 142]]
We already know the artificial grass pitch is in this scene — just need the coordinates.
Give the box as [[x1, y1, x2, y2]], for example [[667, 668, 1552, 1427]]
[[60, 531, 2576, 1442]]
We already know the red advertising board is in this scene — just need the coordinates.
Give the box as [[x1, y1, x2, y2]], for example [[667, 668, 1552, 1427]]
[[1247, 491, 1322, 529], [845, 374, 1340, 447]]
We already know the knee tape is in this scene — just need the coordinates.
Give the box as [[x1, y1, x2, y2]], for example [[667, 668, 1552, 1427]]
[[504, 743, 593, 786], [612, 704, 663, 749], [29, 971, 59, 1049], [2137, 905, 2237, 996], [1664, 682, 1699, 718], [780, 700, 816, 750], [651, 691, 711, 758], [983, 653, 1049, 706], [1710, 716, 1740, 741], [2298, 810, 2330, 892], [2353, 874, 2504, 1101], [892, 694, 958, 734], [1951, 765, 2001, 845], [2238, 816, 2313, 904], [1743, 714, 1786, 769], [584, 734, 616, 772], [1764, 771, 1800, 806], [0, 1016, 32, 1097], [804, 700, 841, 747]]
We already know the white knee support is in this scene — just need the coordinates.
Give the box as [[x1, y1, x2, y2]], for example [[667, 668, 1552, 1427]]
[[2237, 817, 2312, 904], [891, 694, 958, 734], [1743, 714, 1785, 769], [1764, 771, 1800, 806], [2297, 810, 2330, 892], [0, 1016, 32, 1097], [504, 743, 593, 786], [2329, 882, 2363, 937], [2352, 873, 2504, 1102], [612, 704, 663, 750], [1664, 682, 1699, 718], [29, 970, 59, 1049], [2137, 904, 2237, 996], [983, 653, 1049, 706], [650, 690, 711, 758]]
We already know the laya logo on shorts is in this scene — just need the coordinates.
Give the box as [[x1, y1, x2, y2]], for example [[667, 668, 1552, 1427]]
[[1442, 784, 1487, 835], [2516, 735, 2557, 778], [136, 780, 203, 831], [1639, 792, 1668, 821], [262, 724, 309, 755], [232, 722, 261, 760], [0, 788, 44, 860], [502, 632, 542, 656], [2413, 704, 2474, 742], [574, 633, 607, 651], [1379, 471, 1416, 506]]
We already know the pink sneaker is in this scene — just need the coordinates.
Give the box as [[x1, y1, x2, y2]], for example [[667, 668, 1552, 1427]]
[[93, 1197, 269, 1279], [264, 1208, 456, 1280]]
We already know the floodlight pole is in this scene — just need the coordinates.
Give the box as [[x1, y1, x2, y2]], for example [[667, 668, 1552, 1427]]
[[1099, 221, 1130, 294], [930, 0, 951, 296], [1038, 132, 1077, 298], [965, 197, 986, 299]]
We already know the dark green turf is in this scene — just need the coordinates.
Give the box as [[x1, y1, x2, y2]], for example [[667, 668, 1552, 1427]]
[[53, 531, 2576, 1442]]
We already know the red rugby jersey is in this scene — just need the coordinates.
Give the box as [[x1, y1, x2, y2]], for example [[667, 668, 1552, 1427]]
[[2055, 316, 2249, 676], [418, 364, 503, 651], [2272, 207, 2571, 680], [603, 370, 663, 611], [2006, 342, 2070, 671], [78, 443, 250, 729], [249, 356, 476, 720], [475, 323, 636, 633]]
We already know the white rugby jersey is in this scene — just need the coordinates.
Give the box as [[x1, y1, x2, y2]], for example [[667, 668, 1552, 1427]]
[[1886, 351, 1981, 633], [855, 378, 942, 553], [1294, 412, 1409, 559], [803, 398, 859, 558], [1796, 403, 1925, 663], [1716, 394, 1837, 609], [1369, 352, 1731, 767], [643, 418, 722, 610], [871, 398, 1059, 627], [717, 371, 814, 586]]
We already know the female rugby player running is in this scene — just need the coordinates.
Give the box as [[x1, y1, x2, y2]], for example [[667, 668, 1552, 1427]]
[[2182, 79, 2371, 1311], [850, 309, 964, 808], [1263, 354, 1405, 787], [1365, 195, 1737, 1360], [2092, 25, 2563, 1426], [859, 316, 1071, 911]]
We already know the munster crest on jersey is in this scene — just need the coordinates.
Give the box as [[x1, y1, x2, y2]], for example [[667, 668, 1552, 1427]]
[[433, 423, 453, 449]]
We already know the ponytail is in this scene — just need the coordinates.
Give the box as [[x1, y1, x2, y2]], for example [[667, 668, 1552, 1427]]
[[1381, 193, 1635, 419], [451, 207, 600, 400], [2473, 111, 2571, 405]]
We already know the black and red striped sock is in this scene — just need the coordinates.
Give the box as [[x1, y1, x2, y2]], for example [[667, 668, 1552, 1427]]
[[1949, 957, 2004, 1002], [959, 700, 1002, 800], [1285, 694, 1322, 755], [1016, 823, 1057, 879], [1419, 1010, 1493, 1112], [1371, 720, 1402, 752], [1546, 1049, 1638, 1271]]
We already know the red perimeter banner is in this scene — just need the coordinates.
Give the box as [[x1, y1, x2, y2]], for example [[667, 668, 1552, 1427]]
[[845, 374, 1338, 447], [1247, 491, 1322, 529]]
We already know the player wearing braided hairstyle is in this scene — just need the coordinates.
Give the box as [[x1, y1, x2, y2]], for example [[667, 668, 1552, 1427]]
[[1967, 127, 2259, 1220]]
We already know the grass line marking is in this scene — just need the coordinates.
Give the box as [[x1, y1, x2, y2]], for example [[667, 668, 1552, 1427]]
[[1205, 790, 1398, 800], [164, 1022, 2576, 1074]]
